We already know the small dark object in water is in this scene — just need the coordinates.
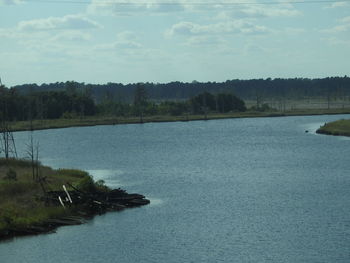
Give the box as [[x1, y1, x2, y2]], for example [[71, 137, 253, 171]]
[[305, 130, 309, 133]]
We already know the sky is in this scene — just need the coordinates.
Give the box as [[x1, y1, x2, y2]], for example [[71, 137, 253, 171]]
[[0, 0, 350, 87]]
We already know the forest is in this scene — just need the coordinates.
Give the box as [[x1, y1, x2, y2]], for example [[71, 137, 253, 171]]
[[12, 76, 350, 103], [0, 83, 246, 121], [1, 76, 349, 122]]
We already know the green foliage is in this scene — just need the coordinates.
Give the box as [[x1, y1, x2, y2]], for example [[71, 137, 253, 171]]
[[95, 179, 110, 192], [57, 169, 89, 178], [0, 181, 37, 196], [4, 168, 17, 181], [216, 93, 246, 113], [61, 111, 79, 119], [317, 119, 350, 136], [250, 103, 274, 112], [158, 101, 189, 116], [134, 84, 148, 107], [0, 201, 66, 232], [190, 92, 216, 113], [0, 86, 96, 122], [190, 92, 246, 114], [76, 175, 96, 192], [6, 77, 350, 124], [0, 158, 33, 168], [0, 159, 104, 235], [11, 77, 350, 102], [75, 175, 111, 193], [97, 101, 132, 117]]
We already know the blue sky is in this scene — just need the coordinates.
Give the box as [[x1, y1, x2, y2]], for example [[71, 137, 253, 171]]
[[0, 0, 350, 86]]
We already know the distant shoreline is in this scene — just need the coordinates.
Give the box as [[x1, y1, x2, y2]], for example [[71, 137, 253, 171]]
[[10, 109, 350, 132], [316, 119, 350, 137]]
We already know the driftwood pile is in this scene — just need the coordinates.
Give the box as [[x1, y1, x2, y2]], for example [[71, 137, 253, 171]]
[[2, 185, 150, 240], [45, 183, 150, 214]]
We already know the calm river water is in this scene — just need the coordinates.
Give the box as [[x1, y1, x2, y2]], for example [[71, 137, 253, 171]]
[[1, 115, 350, 262]]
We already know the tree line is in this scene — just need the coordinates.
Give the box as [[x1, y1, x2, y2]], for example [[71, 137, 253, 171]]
[[12, 76, 350, 103], [0, 84, 96, 121], [0, 82, 246, 122], [99, 88, 246, 118]]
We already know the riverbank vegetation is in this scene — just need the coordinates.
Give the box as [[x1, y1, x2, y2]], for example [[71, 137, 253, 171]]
[[0, 158, 149, 240], [0, 159, 89, 237], [6, 108, 350, 132], [1, 83, 247, 123], [316, 119, 350, 137], [2, 78, 350, 131]]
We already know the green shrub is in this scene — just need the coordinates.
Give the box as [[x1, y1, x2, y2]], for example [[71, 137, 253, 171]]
[[76, 175, 96, 192], [95, 179, 110, 192]]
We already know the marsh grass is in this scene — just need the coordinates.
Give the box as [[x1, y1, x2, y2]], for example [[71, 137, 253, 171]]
[[317, 119, 350, 136], [0, 158, 91, 235]]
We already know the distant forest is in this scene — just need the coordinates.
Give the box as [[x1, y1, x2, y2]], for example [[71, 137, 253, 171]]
[[12, 76, 350, 103], [1, 76, 349, 122], [0, 83, 246, 121]]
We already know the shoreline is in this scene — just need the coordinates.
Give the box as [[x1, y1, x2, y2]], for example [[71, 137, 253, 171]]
[[10, 109, 350, 132], [0, 160, 150, 242], [316, 119, 350, 137], [1, 188, 150, 242]]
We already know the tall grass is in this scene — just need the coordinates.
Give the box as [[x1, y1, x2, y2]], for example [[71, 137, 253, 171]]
[[0, 158, 93, 236]]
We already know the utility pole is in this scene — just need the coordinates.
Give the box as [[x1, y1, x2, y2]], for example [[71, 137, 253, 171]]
[[0, 76, 18, 159]]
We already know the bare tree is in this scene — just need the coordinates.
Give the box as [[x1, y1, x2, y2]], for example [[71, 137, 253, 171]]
[[0, 126, 17, 159], [26, 130, 37, 181]]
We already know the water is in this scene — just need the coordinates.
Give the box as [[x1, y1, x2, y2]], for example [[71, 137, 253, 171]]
[[1, 115, 350, 262]]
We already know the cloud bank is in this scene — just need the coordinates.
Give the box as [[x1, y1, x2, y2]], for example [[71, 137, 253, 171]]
[[18, 14, 102, 31]]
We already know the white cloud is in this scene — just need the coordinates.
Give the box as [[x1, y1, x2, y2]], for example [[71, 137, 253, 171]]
[[0, 0, 22, 5], [324, 36, 350, 46], [240, 5, 301, 18], [322, 16, 350, 33], [324, 24, 350, 33], [117, 31, 138, 41], [95, 31, 142, 51], [87, 0, 185, 16], [340, 16, 350, 23], [50, 31, 92, 42], [215, 2, 301, 21], [18, 14, 102, 31], [185, 35, 227, 47], [284, 27, 306, 35], [324, 1, 348, 9], [244, 43, 267, 54], [166, 20, 270, 37], [0, 28, 20, 38], [87, 0, 301, 18]]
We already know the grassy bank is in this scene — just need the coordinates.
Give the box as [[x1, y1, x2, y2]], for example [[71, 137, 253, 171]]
[[0, 158, 92, 238], [0, 158, 149, 241], [316, 119, 350, 137], [10, 108, 350, 132]]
